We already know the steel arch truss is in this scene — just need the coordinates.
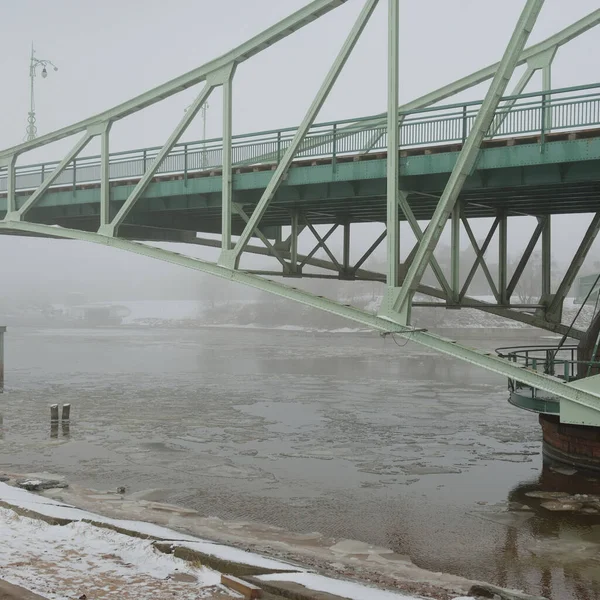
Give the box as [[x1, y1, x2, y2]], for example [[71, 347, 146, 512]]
[[3, 0, 600, 419]]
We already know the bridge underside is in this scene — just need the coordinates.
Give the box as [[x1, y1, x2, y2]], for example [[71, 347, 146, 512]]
[[3, 0, 600, 423], [4, 130, 600, 234]]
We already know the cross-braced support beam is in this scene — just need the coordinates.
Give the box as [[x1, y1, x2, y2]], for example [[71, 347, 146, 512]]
[[218, 0, 379, 270], [4, 0, 600, 422], [547, 212, 600, 322], [507, 217, 545, 298], [460, 216, 500, 302], [0, 0, 349, 162], [101, 81, 217, 236], [11, 132, 94, 221], [390, 0, 545, 322], [2, 218, 599, 416]]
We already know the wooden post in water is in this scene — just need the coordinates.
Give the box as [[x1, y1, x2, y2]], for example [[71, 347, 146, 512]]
[[50, 404, 59, 422], [62, 404, 71, 421]]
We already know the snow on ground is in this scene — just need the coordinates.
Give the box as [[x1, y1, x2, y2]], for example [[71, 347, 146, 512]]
[[0, 482, 294, 570], [259, 573, 474, 600], [0, 482, 474, 600], [0, 508, 225, 599]]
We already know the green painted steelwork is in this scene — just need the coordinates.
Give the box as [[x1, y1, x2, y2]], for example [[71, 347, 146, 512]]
[[386, 0, 400, 288], [0, 0, 349, 161], [4, 1, 600, 422], [3, 83, 600, 195], [495, 345, 600, 416], [3, 217, 600, 418], [4, 135, 600, 226], [392, 0, 544, 317]]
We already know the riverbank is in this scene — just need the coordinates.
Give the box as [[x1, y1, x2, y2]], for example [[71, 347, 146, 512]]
[[0, 476, 481, 600], [1, 326, 596, 599]]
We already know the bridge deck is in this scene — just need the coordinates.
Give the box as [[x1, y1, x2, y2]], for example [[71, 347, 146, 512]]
[[2, 83, 600, 236]]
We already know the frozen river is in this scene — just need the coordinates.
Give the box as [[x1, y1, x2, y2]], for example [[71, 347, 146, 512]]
[[1, 326, 599, 599]]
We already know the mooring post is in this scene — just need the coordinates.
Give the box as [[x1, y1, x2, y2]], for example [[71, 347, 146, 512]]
[[50, 404, 59, 422], [61, 404, 71, 421], [0, 326, 5, 393]]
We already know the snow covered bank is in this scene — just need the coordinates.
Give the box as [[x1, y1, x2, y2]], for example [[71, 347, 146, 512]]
[[0, 506, 222, 599], [0, 481, 476, 600]]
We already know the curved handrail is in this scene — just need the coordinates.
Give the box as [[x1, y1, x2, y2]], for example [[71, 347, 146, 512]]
[[496, 344, 600, 383]]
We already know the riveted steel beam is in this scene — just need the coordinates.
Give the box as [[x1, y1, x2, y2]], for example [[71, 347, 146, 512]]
[[290, 210, 301, 274], [299, 223, 339, 269], [498, 210, 508, 304], [7, 132, 94, 221], [303, 215, 342, 272], [352, 229, 387, 274], [233, 203, 291, 273], [3, 155, 17, 214], [398, 191, 451, 296], [97, 122, 112, 227], [507, 217, 545, 298], [343, 221, 351, 274], [392, 0, 544, 316], [450, 203, 460, 304], [541, 215, 552, 299], [547, 212, 600, 321], [460, 216, 500, 302], [221, 0, 379, 269], [102, 83, 215, 236], [222, 68, 236, 250], [0, 0, 348, 161], [386, 0, 400, 287], [348, 8, 599, 130], [1, 218, 599, 417]]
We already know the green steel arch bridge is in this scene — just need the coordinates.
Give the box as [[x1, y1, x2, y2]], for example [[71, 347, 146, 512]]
[[3, 0, 600, 430]]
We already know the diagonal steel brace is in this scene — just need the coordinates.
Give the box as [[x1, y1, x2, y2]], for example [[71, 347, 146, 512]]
[[392, 0, 545, 317]]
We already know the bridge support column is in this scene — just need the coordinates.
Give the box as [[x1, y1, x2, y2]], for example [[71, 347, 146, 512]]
[[0, 155, 17, 216], [222, 70, 235, 251], [450, 203, 460, 304], [540, 414, 600, 473], [385, 0, 400, 290], [290, 210, 301, 275], [498, 209, 508, 305], [541, 215, 551, 300]]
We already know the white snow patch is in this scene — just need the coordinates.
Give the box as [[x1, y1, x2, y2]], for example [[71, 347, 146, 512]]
[[0, 482, 297, 571], [176, 541, 300, 571], [259, 572, 448, 599], [0, 507, 221, 599]]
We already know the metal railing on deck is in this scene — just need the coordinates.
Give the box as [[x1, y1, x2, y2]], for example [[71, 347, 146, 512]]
[[2, 82, 600, 195], [496, 345, 600, 386]]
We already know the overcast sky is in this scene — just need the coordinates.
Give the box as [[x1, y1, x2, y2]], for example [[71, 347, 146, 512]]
[[1, 0, 599, 303]]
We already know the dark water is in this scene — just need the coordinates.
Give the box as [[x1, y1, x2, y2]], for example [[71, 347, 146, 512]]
[[1, 326, 599, 599]]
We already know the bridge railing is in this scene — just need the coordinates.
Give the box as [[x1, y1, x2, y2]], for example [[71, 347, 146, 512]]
[[496, 344, 600, 387], [2, 82, 600, 195]]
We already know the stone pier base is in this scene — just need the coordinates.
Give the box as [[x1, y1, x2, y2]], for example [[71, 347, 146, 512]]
[[540, 414, 600, 473]]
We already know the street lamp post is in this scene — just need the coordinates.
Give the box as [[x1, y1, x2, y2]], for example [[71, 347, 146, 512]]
[[26, 44, 58, 141], [200, 102, 209, 169]]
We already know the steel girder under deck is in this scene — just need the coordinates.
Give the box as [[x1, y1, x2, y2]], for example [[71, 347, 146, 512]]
[[2, 0, 600, 422]]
